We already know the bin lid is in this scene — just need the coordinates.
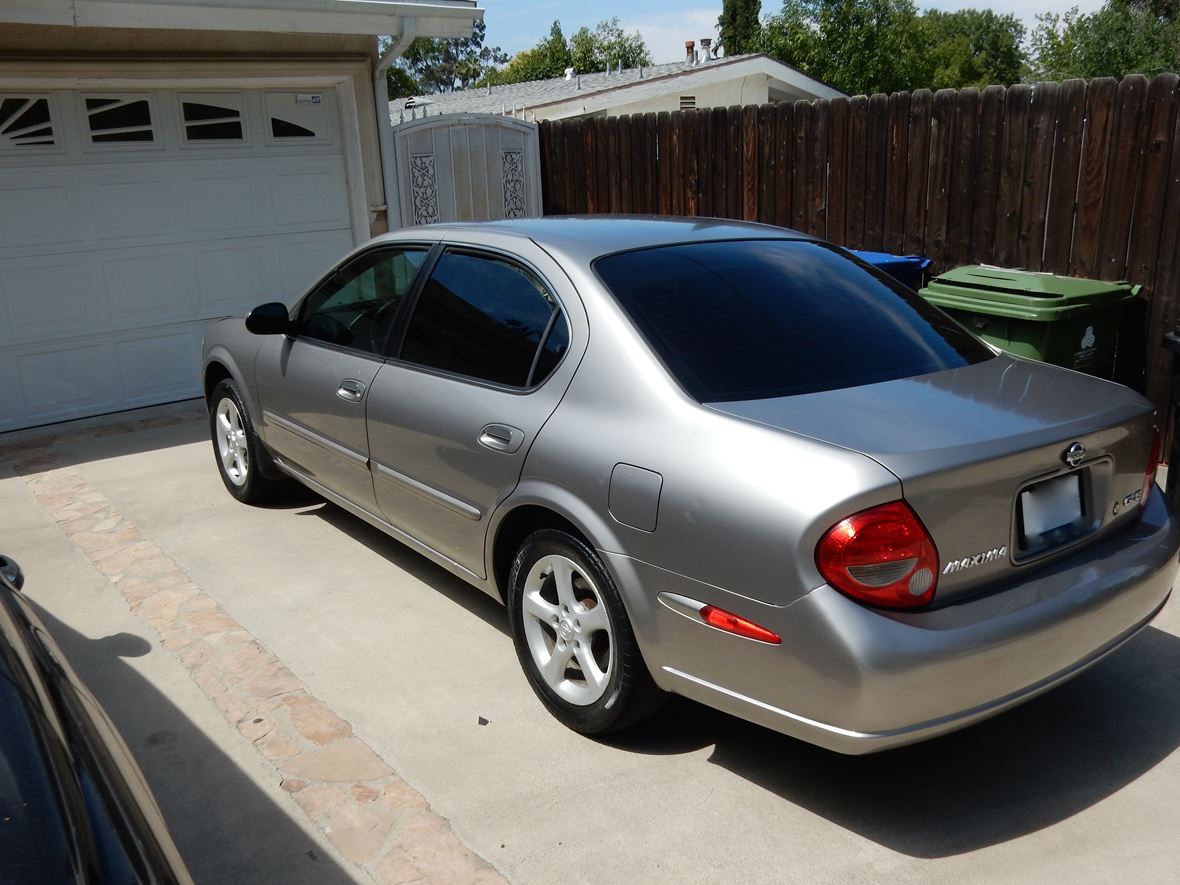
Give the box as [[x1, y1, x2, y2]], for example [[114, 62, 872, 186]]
[[927, 265, 1137, 298], [850, 250, 932, 271]]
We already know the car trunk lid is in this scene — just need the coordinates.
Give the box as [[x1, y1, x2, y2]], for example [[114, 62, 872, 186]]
[[709, 355, 1159, 604]]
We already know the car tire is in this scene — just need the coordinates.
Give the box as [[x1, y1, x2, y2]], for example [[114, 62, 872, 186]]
[[508, 529, 664, 735], [208, 379, 284, 504]]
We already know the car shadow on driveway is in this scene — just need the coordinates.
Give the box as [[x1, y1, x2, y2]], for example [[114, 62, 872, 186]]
[[609, 624, 1180, 858], [25, 600, 357, 885], [302, 501, 511, 638], [296, 494, 1180, 858]]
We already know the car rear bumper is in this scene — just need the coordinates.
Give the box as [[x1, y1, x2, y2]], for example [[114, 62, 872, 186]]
[[607, 486, 1179, 754]]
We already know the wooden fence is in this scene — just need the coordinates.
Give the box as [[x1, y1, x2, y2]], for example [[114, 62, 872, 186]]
[[538, 74, 1180, 418]]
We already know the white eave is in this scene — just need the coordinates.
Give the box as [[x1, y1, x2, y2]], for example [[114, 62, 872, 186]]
[[535, 56, 843, 120], [1, 0, 481, 38]]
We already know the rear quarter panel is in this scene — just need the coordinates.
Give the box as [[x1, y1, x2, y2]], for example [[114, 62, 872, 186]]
[[515, 265, 901, 607]]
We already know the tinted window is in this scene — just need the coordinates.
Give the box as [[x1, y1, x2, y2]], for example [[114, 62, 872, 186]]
[[531, 316, 570, 386], [299, 248, 428, 355], [594, 240, 993, 402], [401, 251, 559, 387]]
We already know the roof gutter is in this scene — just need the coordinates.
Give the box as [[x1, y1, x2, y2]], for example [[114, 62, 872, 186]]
[[374, 17, 417, 231]]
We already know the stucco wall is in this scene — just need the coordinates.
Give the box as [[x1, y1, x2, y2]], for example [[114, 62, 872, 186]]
[[531, 73, 775, 121], [0, 25, 389, 236], [604, 75, 771, 118]]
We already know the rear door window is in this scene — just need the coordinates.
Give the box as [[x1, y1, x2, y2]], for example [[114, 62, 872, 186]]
[[593, 239, 993, 402], [399, 250, 565, 388]]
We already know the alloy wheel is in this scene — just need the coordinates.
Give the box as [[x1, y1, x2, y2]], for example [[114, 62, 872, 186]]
[[520, 553, 615, 706], [215, 397, 249, 487]]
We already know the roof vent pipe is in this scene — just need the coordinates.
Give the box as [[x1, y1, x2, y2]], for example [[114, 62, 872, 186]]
[[576, 73, 581, 90], [685, 40, 695, 63], [564, 67, 575, 81], [699, 37, 712, 60]]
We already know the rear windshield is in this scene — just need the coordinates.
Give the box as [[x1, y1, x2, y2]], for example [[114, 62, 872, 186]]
[[593, 239, 993, 402]]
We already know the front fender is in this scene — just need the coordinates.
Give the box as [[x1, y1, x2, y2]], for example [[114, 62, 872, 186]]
[[202, 321, 264, 429]]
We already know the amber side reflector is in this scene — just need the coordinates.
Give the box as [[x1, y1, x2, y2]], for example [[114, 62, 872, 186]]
[[698, 605, 781, 644], [1141, 429, 1161, 513]]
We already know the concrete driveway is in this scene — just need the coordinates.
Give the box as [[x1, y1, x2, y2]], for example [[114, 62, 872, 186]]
[[3, 402, 1180, 884]]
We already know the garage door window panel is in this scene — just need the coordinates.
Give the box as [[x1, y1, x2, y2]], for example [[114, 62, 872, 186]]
[[180, 94, 245, 144], [83, 95, 157, 147], [399, 251, 561, 388], [265, 93, 329, 144], [0, 97, 57, 149], [297, 249, 429, 355]]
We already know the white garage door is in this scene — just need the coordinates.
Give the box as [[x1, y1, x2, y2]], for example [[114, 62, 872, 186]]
[[0, 88, 359, 431]]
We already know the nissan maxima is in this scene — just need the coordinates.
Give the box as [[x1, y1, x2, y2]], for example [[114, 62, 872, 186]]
[[201, 217, 1178, 753]]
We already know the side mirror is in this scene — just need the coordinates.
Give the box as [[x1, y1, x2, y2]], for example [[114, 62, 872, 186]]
[[245, 302, 293, 335], [0, 554, 24, 591]]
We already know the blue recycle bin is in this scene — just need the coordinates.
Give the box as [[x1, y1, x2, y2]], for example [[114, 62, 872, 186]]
[[850, 250, 932, 291]]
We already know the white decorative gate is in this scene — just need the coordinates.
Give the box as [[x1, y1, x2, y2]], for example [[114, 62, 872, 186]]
[[390, 114, 542, 228]]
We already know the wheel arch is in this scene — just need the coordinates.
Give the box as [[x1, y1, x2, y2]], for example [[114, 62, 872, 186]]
[[487, 483, 625, 604], [203, 344, 262, 427]]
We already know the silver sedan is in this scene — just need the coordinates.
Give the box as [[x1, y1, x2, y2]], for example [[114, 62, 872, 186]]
[[202, 217, 1179, 753]]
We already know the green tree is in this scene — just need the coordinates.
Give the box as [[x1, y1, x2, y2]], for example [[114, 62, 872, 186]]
[[759, 0, 932, 95], [384, 65, 421, 101], [1030, 1, 1179, 80], [922, 9, 1026, 88], [392, 19, 508, 94], [486, 21, 573, 85], [488, 17, 651, 87], [568, 18, 653, 73], [718, 0, 764, 56]]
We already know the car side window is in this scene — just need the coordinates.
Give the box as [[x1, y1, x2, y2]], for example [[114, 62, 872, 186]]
[[298, 248, 428, 355], [400, 250, 564, 387]]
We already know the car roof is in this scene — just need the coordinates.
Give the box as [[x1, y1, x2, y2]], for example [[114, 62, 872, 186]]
[[378, 215, 817, 263]]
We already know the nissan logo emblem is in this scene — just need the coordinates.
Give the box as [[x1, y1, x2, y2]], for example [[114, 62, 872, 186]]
[[1063, 442, 1086, 468]]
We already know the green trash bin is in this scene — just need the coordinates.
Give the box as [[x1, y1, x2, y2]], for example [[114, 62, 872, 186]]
[[919, 265, 1140, 379]]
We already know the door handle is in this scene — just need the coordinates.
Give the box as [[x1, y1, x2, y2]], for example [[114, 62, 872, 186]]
[[337, 379, 366, 402], [478, 423, 524, 454]]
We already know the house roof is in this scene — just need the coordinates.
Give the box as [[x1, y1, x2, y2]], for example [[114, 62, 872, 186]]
[[390, 53, 844, 120], [2, 0, 481, 38]]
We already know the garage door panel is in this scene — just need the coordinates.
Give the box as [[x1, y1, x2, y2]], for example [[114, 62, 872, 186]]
[[115, 329, 202, 403], [12, 342, 119, 420], [102, 251, 196, 327], [194, 241, 279, 316], [185, 169, 268, 233], [90, 174, 182, 242], [268, 164, 350, 228], [0, 260, 97, 346], [0, 176, 84, 249], [0, 352, 17, 425], [277, 232, 354, 303]]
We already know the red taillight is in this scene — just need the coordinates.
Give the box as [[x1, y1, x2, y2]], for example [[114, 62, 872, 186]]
[[699, 605, 782, 644], [815, 500, 939, 609], [1141, 429, 1162, 512]]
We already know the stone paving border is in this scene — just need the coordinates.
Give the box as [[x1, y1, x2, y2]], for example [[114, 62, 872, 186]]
[[1, 419, 505, 885]]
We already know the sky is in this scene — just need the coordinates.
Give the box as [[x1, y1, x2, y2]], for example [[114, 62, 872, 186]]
[[479, 0, 1108, 66]]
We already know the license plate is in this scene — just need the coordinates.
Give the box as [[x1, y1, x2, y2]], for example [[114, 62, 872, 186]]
[[1020, 472, 1083, 541]]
